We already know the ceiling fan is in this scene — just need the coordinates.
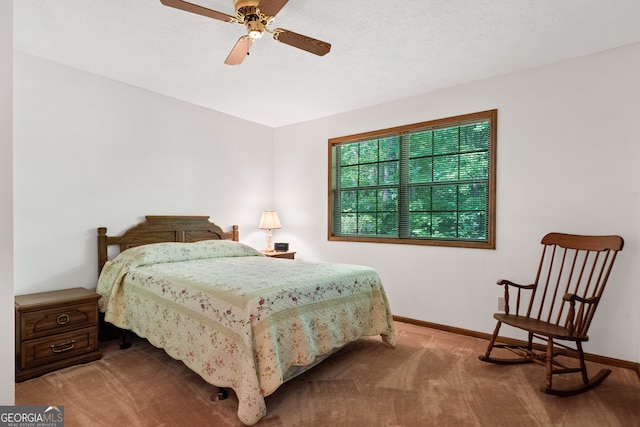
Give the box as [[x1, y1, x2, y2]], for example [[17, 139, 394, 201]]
[[160, 0, 331, 65]]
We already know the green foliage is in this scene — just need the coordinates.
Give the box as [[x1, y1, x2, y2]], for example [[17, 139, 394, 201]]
[[333, 119, 491, 241]]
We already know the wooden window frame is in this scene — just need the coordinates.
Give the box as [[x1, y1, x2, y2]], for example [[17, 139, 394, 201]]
[[328, 110, 497, 249]]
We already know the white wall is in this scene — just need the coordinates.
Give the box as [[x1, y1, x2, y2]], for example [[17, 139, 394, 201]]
[[273, 43, 640, 363], [13, 53, 275, 296], [1, 0, 15, 403]]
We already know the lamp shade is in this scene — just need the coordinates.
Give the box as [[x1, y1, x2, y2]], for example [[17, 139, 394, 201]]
[[258, 210, 282, 230]]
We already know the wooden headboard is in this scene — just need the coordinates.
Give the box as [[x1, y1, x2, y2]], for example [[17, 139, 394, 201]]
[[97, 215, 239, 273]]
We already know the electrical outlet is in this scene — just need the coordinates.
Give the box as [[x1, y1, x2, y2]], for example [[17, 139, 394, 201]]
[[498, 296, 505, 311]]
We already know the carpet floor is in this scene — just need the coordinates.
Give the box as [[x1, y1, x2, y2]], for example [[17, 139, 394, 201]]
[[15, 321, 640, 426]]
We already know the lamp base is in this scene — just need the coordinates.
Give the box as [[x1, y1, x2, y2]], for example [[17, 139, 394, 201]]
[[264, 229, 274, 252]]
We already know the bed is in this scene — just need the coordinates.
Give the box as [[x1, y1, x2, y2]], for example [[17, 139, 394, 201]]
[[96, 216, 396, 425]]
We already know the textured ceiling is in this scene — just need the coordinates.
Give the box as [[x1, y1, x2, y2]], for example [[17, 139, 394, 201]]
[[14, 0, 640, 127]]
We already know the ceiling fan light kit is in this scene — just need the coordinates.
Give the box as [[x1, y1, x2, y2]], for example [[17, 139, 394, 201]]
[[160, 0, 331, 65]]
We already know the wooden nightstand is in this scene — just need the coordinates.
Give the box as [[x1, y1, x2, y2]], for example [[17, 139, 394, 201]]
[[15, 287, 102, 382], [261, 250, 296, 259]]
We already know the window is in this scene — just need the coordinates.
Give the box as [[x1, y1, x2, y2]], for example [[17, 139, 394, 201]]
[[328, 110, 496, 249]]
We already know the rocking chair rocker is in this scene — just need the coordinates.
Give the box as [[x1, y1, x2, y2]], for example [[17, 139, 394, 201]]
[[479, 232, 624, 396]]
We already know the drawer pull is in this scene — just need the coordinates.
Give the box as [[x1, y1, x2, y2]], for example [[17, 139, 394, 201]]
[[51, 340, 75, 353], [56, 314, 70, 325]]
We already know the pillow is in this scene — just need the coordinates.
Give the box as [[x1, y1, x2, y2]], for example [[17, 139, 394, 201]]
[[113, 240, 262, 267], [97, 240, 263, 311]]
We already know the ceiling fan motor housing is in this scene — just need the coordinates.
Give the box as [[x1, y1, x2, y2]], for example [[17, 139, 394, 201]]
[[233, 0, 259, 10], [234, 0, 261, 20], [234, 0, 273, 38]]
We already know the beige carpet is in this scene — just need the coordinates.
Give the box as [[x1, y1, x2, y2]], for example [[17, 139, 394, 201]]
[[16, 322, 640, 426]]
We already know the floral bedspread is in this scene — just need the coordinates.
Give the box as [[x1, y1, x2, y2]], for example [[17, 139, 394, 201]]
[[96, 240, 396, 425]]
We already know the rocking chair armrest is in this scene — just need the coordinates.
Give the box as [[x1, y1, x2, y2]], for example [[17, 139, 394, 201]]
[[496, 279, 536, 290], [496, 280, 535, 316], [562, 293, 600, 305]]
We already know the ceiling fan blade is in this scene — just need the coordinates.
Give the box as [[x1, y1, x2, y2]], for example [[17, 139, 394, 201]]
[[160, 0, 235, 23], [224, 36, 253, 65], [258, 0, 289, 17], [272, 29, 331, 56]]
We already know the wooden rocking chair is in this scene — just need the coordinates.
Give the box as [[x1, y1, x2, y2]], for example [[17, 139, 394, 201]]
[[479, 232, 624, 396]]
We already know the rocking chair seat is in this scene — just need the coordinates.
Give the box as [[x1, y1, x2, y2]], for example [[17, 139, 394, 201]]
[[494, 313, 588, 341]]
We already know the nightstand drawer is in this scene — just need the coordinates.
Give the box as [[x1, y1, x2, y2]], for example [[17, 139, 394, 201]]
[[20, 327, 99, 370], [20, 302, 98, 341]]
